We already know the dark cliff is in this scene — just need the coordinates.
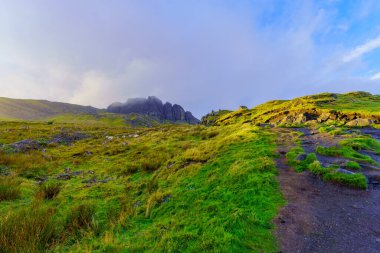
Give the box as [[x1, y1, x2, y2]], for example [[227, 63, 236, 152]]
[[107, 96, 199, 124]]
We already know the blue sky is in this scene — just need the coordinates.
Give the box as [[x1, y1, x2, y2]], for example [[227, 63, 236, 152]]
[[1, 0, 380, 117]]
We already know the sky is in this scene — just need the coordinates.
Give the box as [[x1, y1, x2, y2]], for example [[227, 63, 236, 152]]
[[1, 0, 380, 117]]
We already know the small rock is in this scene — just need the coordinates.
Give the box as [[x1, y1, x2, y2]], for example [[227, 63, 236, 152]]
[[36, 176, 48, 185], [296, 154, 307, 161], [82, 177, 97, 184], [99, 178, 114, 183], [162, 194, 172, 203], [56, 173, 71, 180], [336, 168, 355, 175], [166, 163, 175, 168]]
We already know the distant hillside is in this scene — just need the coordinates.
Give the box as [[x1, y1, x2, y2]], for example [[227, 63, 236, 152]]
[[107, 96, 200, 124], [202, 91, 380, 127], [0, 97, 98, 120], [0, 97, 197, 127]]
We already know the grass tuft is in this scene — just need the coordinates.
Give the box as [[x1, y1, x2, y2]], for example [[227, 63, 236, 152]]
[[0, 177, 21, 201], [0, 205, 60, 252], [38, 181, 62, 200]]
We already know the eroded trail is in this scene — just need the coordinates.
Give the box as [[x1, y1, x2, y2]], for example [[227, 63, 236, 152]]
[[273, 128, 380, 253]]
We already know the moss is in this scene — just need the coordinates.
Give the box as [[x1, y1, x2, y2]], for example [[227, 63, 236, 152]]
[[308, 161, 368, 189], [345, 161, 361, 170], [316, 146, 376, 164]]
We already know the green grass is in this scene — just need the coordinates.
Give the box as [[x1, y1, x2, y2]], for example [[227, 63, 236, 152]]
[[286, 147, 318, 172], [308, 161, 368, 189], [340, 137, 380, 154], [0, 205, 61, 253], [0, 121, 284, 252], [316, 146, 376, 164], [0, 177, 21, 201], [318, 125, 345, 136], [285, 143, 367, 189], [204, 92, 380, 127], [38, 181, 62, 200], [345, 161, 361, 170]]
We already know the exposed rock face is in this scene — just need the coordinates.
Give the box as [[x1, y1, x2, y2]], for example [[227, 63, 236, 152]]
[[107, 96, 199, 124]]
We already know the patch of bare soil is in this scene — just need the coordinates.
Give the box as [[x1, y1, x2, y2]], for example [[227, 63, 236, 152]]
[[273, 128, 380, 253]]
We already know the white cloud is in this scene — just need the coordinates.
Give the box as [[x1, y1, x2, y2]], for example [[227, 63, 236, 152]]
[[1, 1, 380, 117], [342, 35, 380, 63], [371, 72, 380, 80]]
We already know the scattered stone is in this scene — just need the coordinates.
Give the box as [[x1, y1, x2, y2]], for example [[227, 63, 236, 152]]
[[11, 139, 41, 152], [162, 194, 172, 203], [56, 173, 71, 180], [82, 178, 97, 184], [134, 201, 141, 208], [336, 168, 355, 175], [85, 150, 93, 156], [71, 171, 83, 176], [166, 162, 175, 168], [296, 154, 307, 161], [35, 176, 48, 185], [50, 132, 88, 145], [346, 118, 373, 127], [0, 165, 9, 176], [129, 134, 139, 138], [106, 136, 114, 141], [99, 178, 114, 183]]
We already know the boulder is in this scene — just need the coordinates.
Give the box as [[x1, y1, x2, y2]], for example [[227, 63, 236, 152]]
[[296, 154, 307, 161], [346, 118, 373, 127]]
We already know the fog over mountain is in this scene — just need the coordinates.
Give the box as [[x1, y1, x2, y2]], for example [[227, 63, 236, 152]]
[[107, 96, 199, 124], [1, 1, 380, 117]]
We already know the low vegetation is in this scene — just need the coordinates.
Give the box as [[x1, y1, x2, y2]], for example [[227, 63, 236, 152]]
[[308, 161, 368, 189], [1, 91, 380, 251], [316, 146, 376, 164], [0, 121, 284, 252]]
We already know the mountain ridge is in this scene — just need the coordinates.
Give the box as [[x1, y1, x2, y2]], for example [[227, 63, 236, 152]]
[[0, 96, 199, 125], [106, 96, 200, 124]]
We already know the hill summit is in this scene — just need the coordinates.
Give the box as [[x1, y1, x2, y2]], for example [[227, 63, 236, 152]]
[[107, 96, 199, 124]]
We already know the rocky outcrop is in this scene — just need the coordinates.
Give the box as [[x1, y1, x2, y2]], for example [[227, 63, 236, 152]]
[[107, 96, 199, 124]]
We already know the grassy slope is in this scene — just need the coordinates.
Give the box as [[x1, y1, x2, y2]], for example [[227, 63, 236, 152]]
[[209, 91, 380, 126], [0, 122, 284, 252], [0, 97, 98, 120], [0, 98, 179, 127]]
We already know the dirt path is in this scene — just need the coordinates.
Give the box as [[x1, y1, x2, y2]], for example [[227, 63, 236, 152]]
[[273, 128, 380, 253]]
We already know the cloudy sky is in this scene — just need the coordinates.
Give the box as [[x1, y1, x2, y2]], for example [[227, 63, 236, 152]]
[[1, 0, 380, 117]]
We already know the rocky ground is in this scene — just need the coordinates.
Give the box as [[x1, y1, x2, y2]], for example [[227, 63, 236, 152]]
[[274, 128, 380, 253]]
